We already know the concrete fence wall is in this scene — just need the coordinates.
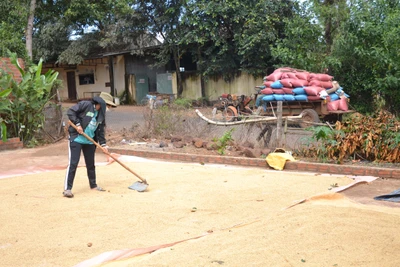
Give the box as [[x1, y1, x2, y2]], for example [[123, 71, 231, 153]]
[[181, 72, 263, 101]]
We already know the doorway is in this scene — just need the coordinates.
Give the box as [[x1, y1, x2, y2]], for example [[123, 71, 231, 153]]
[[66, 71, 77, 100], [129, 74, 149, 104]]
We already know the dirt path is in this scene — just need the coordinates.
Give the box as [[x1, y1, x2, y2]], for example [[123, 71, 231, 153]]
[[1, 141, 400, 267]]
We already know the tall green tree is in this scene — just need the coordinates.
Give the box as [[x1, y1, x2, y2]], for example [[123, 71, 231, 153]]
[[328, 0, 400, 114], [311, 0, 349, 53], [0, 0, 28, 58], [134, 0, 188, 97], [26, 0, 37, 59], [33, 22, 71, 63], [33, 0, 146, 64], [270, 0, 400, 115], [271, 1, 328, 72], [181, 0, 295, 81]]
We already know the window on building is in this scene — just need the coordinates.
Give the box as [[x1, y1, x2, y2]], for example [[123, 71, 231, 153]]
[[79, 74, 95, 85]]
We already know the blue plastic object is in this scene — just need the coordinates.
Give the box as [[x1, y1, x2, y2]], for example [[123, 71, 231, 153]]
[[329, 93, 340, 101], [270, 80, 283, 89], [294, 95, 308, 101], [262, 95, 275, 102], [283, 94, 296, 101], [273, 94, 284, 101], [292, 87, 306, 95]]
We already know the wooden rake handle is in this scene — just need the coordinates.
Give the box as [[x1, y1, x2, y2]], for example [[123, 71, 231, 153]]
[[68, 120, 147, 184]]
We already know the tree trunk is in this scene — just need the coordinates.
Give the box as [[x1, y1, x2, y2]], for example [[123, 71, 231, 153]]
[[200, 75, 205, 99], [198, 48, 205, 99], [108, 56, 115, 96], [26, 0, 36, 59], [172, 46, 183, 97], [325, 17, 332, 52], [323, 0, 335, 53]]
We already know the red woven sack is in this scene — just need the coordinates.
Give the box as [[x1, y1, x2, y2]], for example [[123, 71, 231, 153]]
[[327, 100, 340, 111], [295, 72, 310, 80], [272, 89, 285, 94], [280, 79, 293, 88], [321, 81, 333, 89], [282, 87, 294, 94], [281, 72, 297, 79], [263, 81, 273, 87], [304, 86, 324, 96], [307, 95, 322, 101], [309, 80, 333, 89], [266, 71, 282, 81], [338, 97, 349, 111], [291, 79, 309, 87], [309, 80, 321, 86], [260, 88, 273, 95], [309, 73, 333, 81]]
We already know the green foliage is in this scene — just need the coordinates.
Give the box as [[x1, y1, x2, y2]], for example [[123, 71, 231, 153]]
[[270, 2, 328, 72], [213, 128, 235, 155], [327, 0, 400, 114], [154, 106, 174, 136], [135, 0, 188, 96], [173, 98, 192, 109], [0, 52, 59, 145], [0, 0, 28, 58], [301, 112, 400, 163], [182, 0, 295, 79], [33, 22, 71, 63], [146, 105, 185, 137], [0, 88, 12, 141], [310, 126, 336, 142], [63, 0, 133, 33], [0, 122, 6, 141], [33, 0, 148, 64], [1, 0, 399, 116], [193, 96, 209, 107], [58, 32, 103, 64], [300, 126, 340, 161]]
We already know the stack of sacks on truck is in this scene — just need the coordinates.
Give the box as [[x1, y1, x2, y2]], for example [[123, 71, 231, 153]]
[[255, 67, 350, 111]]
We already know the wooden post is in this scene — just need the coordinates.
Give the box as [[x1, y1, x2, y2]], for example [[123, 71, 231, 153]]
[[276, 101, 283, 147], [284, 117, 288, 148], [108, 56, 115, 96]]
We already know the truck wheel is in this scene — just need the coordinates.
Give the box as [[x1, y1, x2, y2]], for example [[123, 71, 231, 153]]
[[212, 106, 237, 122], [299, 109, 320, 128], [225, 106, 237, 122]]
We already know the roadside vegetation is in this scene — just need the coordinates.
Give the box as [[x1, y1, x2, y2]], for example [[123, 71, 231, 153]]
[[297, 94, 400, 164], [0, 0, 399, 165], [298, 111, 400, 163], [0, 52, 60, 145], [1, 0, 399, 114]]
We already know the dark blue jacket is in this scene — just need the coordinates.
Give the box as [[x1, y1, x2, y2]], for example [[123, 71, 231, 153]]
[[67, 96, 107, 146]]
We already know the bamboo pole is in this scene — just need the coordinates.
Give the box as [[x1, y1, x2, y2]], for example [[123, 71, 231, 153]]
[[276, 101, 283, 147], [195, 109, 303, 126]]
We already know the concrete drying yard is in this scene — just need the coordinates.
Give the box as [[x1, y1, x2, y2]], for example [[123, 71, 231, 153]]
[[1, 140, 400, 267]]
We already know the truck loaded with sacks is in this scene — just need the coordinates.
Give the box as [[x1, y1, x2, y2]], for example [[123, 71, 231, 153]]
[[256, 67, 353, 126], [210, 67, 354, 127]]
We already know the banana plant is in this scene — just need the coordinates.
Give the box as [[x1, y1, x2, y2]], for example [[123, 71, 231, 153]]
[[0, 52, 59, 145], [0, 88, 12, 141]]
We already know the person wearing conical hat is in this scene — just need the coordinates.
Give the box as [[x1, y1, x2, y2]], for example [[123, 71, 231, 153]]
[[63, 92, 116, 198]]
